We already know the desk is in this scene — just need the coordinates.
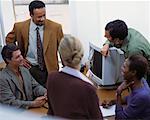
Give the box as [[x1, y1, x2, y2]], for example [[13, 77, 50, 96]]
[[97, 87, 129, 102], [22, 107, 48, 117], [28, 107, 48, 115], [24, 87, 129, 120], [97, 87, 129, 120]]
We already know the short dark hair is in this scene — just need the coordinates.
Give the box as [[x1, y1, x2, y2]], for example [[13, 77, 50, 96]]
[[29, 0, 45, 15], [105, 19, 128, 40], [1, 43, 19, 64], [128, 55, 148, 80]]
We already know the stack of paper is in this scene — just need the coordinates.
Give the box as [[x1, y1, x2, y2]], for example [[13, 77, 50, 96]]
[[99, 105, 116, 117]]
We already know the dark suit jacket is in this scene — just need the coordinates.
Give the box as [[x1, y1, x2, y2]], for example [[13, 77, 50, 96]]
[[0, 66, 46, 109], [47, 71, 103, 119], [6, 19, 64, 73]]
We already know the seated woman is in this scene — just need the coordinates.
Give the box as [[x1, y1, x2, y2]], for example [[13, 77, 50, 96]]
[[47, 35, 103, 119], [115, 55, 150, 119]]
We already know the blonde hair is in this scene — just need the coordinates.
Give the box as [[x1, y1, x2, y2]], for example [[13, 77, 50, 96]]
[[59, 35, 84, 68]]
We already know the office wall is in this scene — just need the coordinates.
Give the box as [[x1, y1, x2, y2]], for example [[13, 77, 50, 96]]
[[0, 0, 149, 63], [14, 4, 70, 34], [69, 1, 150, 63], [0, 0, 15, 45], [0, 0, 15, 62], [69, 1, 101, 63], [0, 0, 70, 45], [98, 1, 150, 44]]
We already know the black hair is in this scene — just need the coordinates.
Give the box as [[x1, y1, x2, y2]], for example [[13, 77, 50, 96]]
[[1, 43, 19, 64], [29, 0, 45, 15], [128, 55, 148, 80], [105, 19, 128, 40]]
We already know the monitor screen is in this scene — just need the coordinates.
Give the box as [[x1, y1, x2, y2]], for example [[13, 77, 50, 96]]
[[88, 42, 125, 86], [90, 49, 102, 79]]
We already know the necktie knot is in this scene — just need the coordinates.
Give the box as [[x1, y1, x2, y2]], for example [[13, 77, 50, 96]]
[[36, 27, 39, 31]]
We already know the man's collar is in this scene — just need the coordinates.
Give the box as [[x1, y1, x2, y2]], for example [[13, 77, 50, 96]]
[[30, 19, 44, 31]]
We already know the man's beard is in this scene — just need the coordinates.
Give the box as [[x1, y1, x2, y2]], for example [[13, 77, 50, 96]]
[[114, 44, 122, 48], [37, 22, 44, 26]]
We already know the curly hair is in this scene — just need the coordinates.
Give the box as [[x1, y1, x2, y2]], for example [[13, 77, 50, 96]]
[[105, 19, 128, 40], [128, 55, 148, 80]]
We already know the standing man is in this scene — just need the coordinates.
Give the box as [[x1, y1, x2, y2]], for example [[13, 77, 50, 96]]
[[101, 19, 150, 85], [6, 0, 64, 87]]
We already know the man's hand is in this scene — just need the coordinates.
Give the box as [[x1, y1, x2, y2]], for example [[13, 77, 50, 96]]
[[116, 81, 134, 104], [31, 96, 46, 108], [100, 44, 110, 56], [101, 100, 116, 109], [22, 58, 31, 69], [116, 81, 134, 95], [44, 92, 48, 101]]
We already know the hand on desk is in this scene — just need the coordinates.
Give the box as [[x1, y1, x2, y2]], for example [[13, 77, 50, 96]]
[[30, 96, 47, 108], [101, 100, 116, 109], [44, 92, 48, 101], [43, 102, 48, 109]]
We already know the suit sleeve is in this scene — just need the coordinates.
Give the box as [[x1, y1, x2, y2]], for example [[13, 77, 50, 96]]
[[47, 96, 54, 115], [0, 76, 32, 109], [86, 85, 103, 119], [104, 39, 110, 45], [47, 74, 54, 115], [103, 39, 114, 47], [57, 24, 64, 66], [5, 23, 17, 44], [24, 68, 47, 97], [116, 95, 147, 119], [31, 77, 47, 97], [57, 24, 64, 46], [128, 48, 143, 57]]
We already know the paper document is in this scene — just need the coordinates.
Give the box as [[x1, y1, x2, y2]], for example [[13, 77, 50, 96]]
[[99, 105, 116, 117]]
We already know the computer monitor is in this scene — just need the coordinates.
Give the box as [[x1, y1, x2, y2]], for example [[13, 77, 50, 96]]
[[88, 42, 125, 86], [0, 46, 2, 62]]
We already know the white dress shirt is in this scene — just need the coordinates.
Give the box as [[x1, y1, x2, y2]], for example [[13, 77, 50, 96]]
[[26, 19, 44, 65]]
